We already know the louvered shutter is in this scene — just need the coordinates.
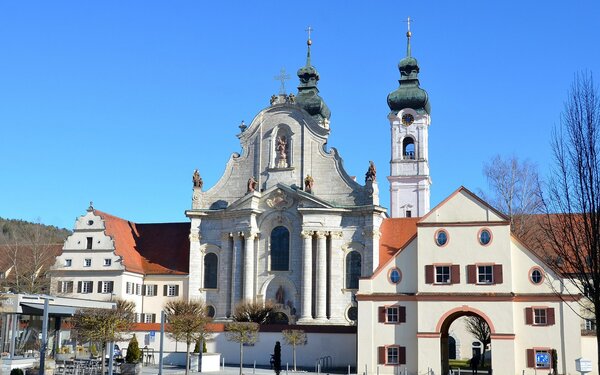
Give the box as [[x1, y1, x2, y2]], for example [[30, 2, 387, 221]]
[[527, 349, 535, 368], [175, 285, 180, 296], [152, 314, 156, 323], [399, 306, 406, 323], [467, 265, 476, 284], [493, 264, 503, 284], [97, 281, 102, 293], [451, 265, 460, 284], [153, 285, 158, 296], [142, 285, 146, 295], [108, 281, 114, 293], [163, 285, 168, 296], [378, 307, 386, 323], [399, 346, 406, 365], [547, 308, 555, 325], [425, 265, 434, 284], [77, 281, 82, 293], [378, 347, 386, 364], [525, 308, 533, 325]]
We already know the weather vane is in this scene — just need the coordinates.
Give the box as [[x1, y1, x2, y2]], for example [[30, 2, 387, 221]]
[[274, 68, 291, 95]]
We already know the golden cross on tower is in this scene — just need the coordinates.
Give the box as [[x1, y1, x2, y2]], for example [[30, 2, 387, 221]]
[[274, 67, 291, 95]]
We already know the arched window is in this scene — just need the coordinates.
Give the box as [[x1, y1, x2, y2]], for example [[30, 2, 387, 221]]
[[346, 251, 361, 289], [403, 137, 415, 160], [271, 226, 290, 271], [204, 253, 218, 289]]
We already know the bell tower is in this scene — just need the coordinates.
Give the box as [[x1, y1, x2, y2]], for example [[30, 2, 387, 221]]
[[387, 18, 431, 218]]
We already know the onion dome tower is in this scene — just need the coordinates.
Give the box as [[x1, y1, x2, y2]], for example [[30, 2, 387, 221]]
[[295, 31, 331, 128], [387, 18, 431, 218]]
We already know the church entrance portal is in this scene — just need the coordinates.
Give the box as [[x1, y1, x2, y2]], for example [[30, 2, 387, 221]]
[[438, 308, 493, 375]]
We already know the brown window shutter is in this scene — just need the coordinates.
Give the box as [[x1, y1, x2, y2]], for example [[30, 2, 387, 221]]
[[493, 264, 503, 284], [378, 307, 386, 323], [57, 281, 62, 292], [467, 265, 476, 284], [97, 281, 102, 293], [68, 281, 73, 293], [77, 281, 82, 293], [425, 265, 434, 284], [525, 308, 533, 325], [378, 346, 386, 364], [451, 265, 460, 284], [175, 285, 180, 296], [108, 281, 114, 293], [153, 284, 158, 296], [527, 349, 535, 368], [163, 285, 168, 296], [399, 306, 406, 323], [547, 308, 555, 325], [142, 285, 146, 295], [152, 314, 156, 323], [399, 346, 406, 365]]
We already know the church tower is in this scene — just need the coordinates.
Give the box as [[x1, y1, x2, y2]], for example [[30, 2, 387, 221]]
[[387, 20, 431, 218]]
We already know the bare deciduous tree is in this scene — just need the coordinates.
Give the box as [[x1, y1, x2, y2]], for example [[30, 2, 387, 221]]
[[481, 155, 543, 237], [224, 322, 259, 375], [72, 299, 135, 375], [281, 329, 306, 371], [164, 299, 212, 375], [231, 300, 275, 324], [464, 316, 490, 370], [542, 72, 600, 371]]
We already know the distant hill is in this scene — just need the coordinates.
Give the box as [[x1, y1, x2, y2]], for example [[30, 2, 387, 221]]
[[0, 217, 71, 245]]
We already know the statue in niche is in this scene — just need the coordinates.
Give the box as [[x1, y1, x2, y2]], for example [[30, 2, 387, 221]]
[[276, 135, 288, 168], [276, 286, 285, 304], [270, 95, 277, 105], [192, 169, 203, 189], [247, 176, 258, 193], [304, 175, 314, 193], [365, 160, 376, 182]]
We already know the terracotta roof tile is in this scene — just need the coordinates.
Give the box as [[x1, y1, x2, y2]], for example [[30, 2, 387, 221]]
[[94, 210, 189, 275], [378, 217, 419, 269]]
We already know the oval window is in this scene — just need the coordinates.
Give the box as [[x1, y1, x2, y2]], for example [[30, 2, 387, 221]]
[[389, 268, 401, 284], [479, 229, 492, 245], [347, 306, 358, 322], [207, 305, 216, 318], [530, 268, 543, 284], [435, 230, 448, 246]]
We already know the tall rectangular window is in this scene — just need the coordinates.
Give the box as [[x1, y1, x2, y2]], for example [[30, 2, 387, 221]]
[[86, 237, 93, 250], [534, 308, 547, 325], [81, 281, 93, 294], [136, 284, 142, 295], [386, 347, 399, 364], [145, 284, 157, 296], [59, 281, 73, 293], [126, 282, 132, 294], [101, 281, 114, 294], [167, 285, 178, 297]]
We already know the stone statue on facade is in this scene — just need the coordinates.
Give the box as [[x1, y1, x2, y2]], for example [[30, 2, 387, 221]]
[[287, 93, 295, 104], [193, 169, 203, 189], [247, 176, 258, 193], [276, 135, 288, 168], [276, 286, 285, 304], [304, 175, 314, 193], [365, 161, 376, 182], [270, 95, 278, 105]]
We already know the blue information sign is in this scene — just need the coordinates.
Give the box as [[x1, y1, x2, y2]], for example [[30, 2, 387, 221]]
[[150, 331, 156, 338], [536, 352, 550, 366]]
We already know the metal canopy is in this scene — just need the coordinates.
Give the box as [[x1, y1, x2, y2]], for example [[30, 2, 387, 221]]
[[20, 302, 78, 317]]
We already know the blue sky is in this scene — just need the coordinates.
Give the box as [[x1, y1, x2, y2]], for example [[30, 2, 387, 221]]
[[1, 1, 599, 229]]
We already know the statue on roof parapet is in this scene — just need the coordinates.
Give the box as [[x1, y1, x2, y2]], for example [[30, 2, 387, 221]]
[[304, 175, 314, 193], [365, 161, 376, 182], [193, 169, 203, 189], [247, 176, 258, 193]]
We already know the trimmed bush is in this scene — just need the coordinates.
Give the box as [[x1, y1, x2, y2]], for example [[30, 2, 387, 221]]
[[125, 334, 142, 364], [10, 369, 24, 375]]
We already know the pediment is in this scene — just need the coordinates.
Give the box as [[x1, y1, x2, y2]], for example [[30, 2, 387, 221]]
[[223, 184, 335, 213], [419, 186, 508, 224]]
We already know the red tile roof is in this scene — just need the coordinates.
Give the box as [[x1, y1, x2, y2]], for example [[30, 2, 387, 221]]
[[378, 217, 419, 269], [94, 210, 189, 275]]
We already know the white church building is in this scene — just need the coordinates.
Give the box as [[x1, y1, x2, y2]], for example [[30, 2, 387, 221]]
[[48, 29, 596, 374]]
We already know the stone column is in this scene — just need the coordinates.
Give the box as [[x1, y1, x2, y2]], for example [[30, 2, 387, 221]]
[[243, 232, 256, 301], [300, 230, 314, 321], [315, 231, 328, 320], [232, 233, 244, 307], [328, 231, 345, 323], [221, 232, 233, 317]]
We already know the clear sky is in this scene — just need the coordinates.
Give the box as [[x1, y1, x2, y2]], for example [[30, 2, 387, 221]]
[[1, 1, 599, 230]]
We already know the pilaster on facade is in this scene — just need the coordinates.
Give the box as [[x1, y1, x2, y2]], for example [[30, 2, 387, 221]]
[[298, 230, 314, 323], [315, 231, 328, 321], [243, 231, 257, 301], [220, 232, 233, 318], [328, 230, 347, 324]]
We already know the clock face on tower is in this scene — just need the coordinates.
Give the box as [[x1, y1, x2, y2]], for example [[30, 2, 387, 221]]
[[401, 113, 414, 126]]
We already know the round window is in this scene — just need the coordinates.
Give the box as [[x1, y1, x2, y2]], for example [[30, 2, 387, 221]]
[[389, 268, 401, 284], [347, 306, 358, 321], [87, 220, 94, 226], [479, 229, 492, 245], [435, 230, 448, 246], [530, 268, 543, 284], [207, 305, 216, 318]]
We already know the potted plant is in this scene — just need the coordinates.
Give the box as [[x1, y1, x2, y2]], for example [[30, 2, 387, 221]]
[[121, 335, 142, 375]]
